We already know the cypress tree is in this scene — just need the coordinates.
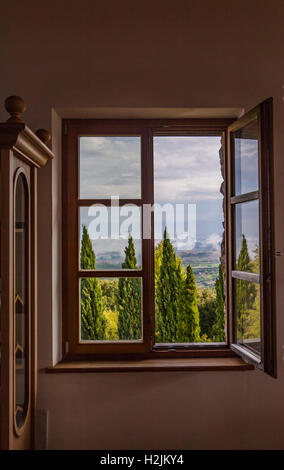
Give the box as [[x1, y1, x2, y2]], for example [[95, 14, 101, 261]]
[[236, 234, 257, 338], [117, 235, 142, 339], [237, 234, 253, 273], [155, 240, 185, 288], [177, 264, 200, 342], [156, 229, 182, 342], [154, 241, 163, 341], [154, 241, 163, 289], [80, 225, 106, 340], [211, 264, 225, 341], [80, 224, 96, 270]]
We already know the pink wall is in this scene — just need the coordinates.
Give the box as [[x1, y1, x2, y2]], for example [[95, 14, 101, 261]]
[[1, 0, 284, 449]]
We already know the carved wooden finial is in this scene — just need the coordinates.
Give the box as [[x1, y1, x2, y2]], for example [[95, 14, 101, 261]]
[[4, 95, 26, 122], [35, 128, 51, 145]]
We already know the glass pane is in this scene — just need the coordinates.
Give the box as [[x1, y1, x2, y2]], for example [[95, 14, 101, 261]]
[[15, 173, 29, 429], [232, 117, 259, 196], [235, 279, 261, 356], [80, 277, 142, 341], [79, 206, 142, 270], [154, 136, 225, 344], [79, 136, 141, 199], [235, 200, 259, 273]]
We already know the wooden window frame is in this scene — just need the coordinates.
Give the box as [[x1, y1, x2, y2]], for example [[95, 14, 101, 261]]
[[227, 99, 276, 376], [61, 110, 276, 375]]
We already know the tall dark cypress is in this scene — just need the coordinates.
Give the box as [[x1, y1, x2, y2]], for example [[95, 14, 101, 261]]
[[80, 225, 106, 340], [117, 235, 141, 339], [211, 264, 225, 341], [177, 264, 200, 342], [156, 229, 182, 342]]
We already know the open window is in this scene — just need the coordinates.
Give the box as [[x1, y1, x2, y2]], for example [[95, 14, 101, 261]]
[[61, 100, 276, 376], [227, 98, 276, 376]]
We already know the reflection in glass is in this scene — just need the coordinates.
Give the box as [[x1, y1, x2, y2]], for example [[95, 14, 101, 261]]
[[235, 200, 259, 273], [79, 136, 141, 199], [235, 279, 261, 356], [80, 278, 142, 341], [79, 206, 142, 270], [233, 118, 259, 196], [15, 173, 29, 429]]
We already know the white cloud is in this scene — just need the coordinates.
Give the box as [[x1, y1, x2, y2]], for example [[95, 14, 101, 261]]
[[204, 233, 222, 251], [80, 136, 141, 199], [154, 136, 223, 202]]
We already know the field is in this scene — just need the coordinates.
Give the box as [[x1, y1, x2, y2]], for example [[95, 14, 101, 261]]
[[177, 250, 220, 288]]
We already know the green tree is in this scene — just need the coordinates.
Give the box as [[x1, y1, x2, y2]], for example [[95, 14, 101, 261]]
[[156, 229, 182, 342], [80, 225, 106, 340], [100, 279, 119, 340], [236, 234, 257, 338], [155, 240, 185, 288], [246, 246, 261, 341], [154, 240, 186, 341], [197, 287, 216, 339], [117, 235, 142, 339], [237, 234, 254, 273], [211, 264, 225, 341], [103, 309, 119, 340], [177, 264, 200, 342], [101, 279, 119, 312], [80, 224, 96, 270], [155, 241, 163, 289]]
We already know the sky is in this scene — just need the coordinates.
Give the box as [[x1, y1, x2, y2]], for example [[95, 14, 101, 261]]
[[234, 118, 259, 195], [80, 136, 141, 199], [153, 136, 223, 251], [79, 134, 259, 264]]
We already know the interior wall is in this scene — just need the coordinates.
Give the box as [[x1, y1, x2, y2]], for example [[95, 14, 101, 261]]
[[1, 0, 284, 449]]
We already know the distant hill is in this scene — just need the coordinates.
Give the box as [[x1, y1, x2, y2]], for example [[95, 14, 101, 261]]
[[177, 249, 220, 289], [94, 245, 220, 290]]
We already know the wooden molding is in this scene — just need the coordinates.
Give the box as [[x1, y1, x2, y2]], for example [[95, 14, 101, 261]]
[[0, 122, 54, 167], [46, 356, 254, 373]]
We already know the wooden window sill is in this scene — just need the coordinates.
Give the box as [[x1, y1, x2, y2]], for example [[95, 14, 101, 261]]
[[46, 356, 254, 373]]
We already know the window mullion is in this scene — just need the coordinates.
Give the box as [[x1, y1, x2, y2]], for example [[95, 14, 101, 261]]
[[78, 199, 143, 207], [232, 271, 260, 283], [231, 190, 259, 205], [78, 270, 143, 278]]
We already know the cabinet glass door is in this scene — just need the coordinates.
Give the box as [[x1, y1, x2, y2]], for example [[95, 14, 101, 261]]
[[14, 172, 29, 431]]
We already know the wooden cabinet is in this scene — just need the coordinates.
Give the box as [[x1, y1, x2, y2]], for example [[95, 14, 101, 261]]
[[0, 96, 54, 450]]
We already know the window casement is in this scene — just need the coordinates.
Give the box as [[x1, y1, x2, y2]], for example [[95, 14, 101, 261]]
[[61, 98, 276, 376], [227, 98, 276, 376]]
